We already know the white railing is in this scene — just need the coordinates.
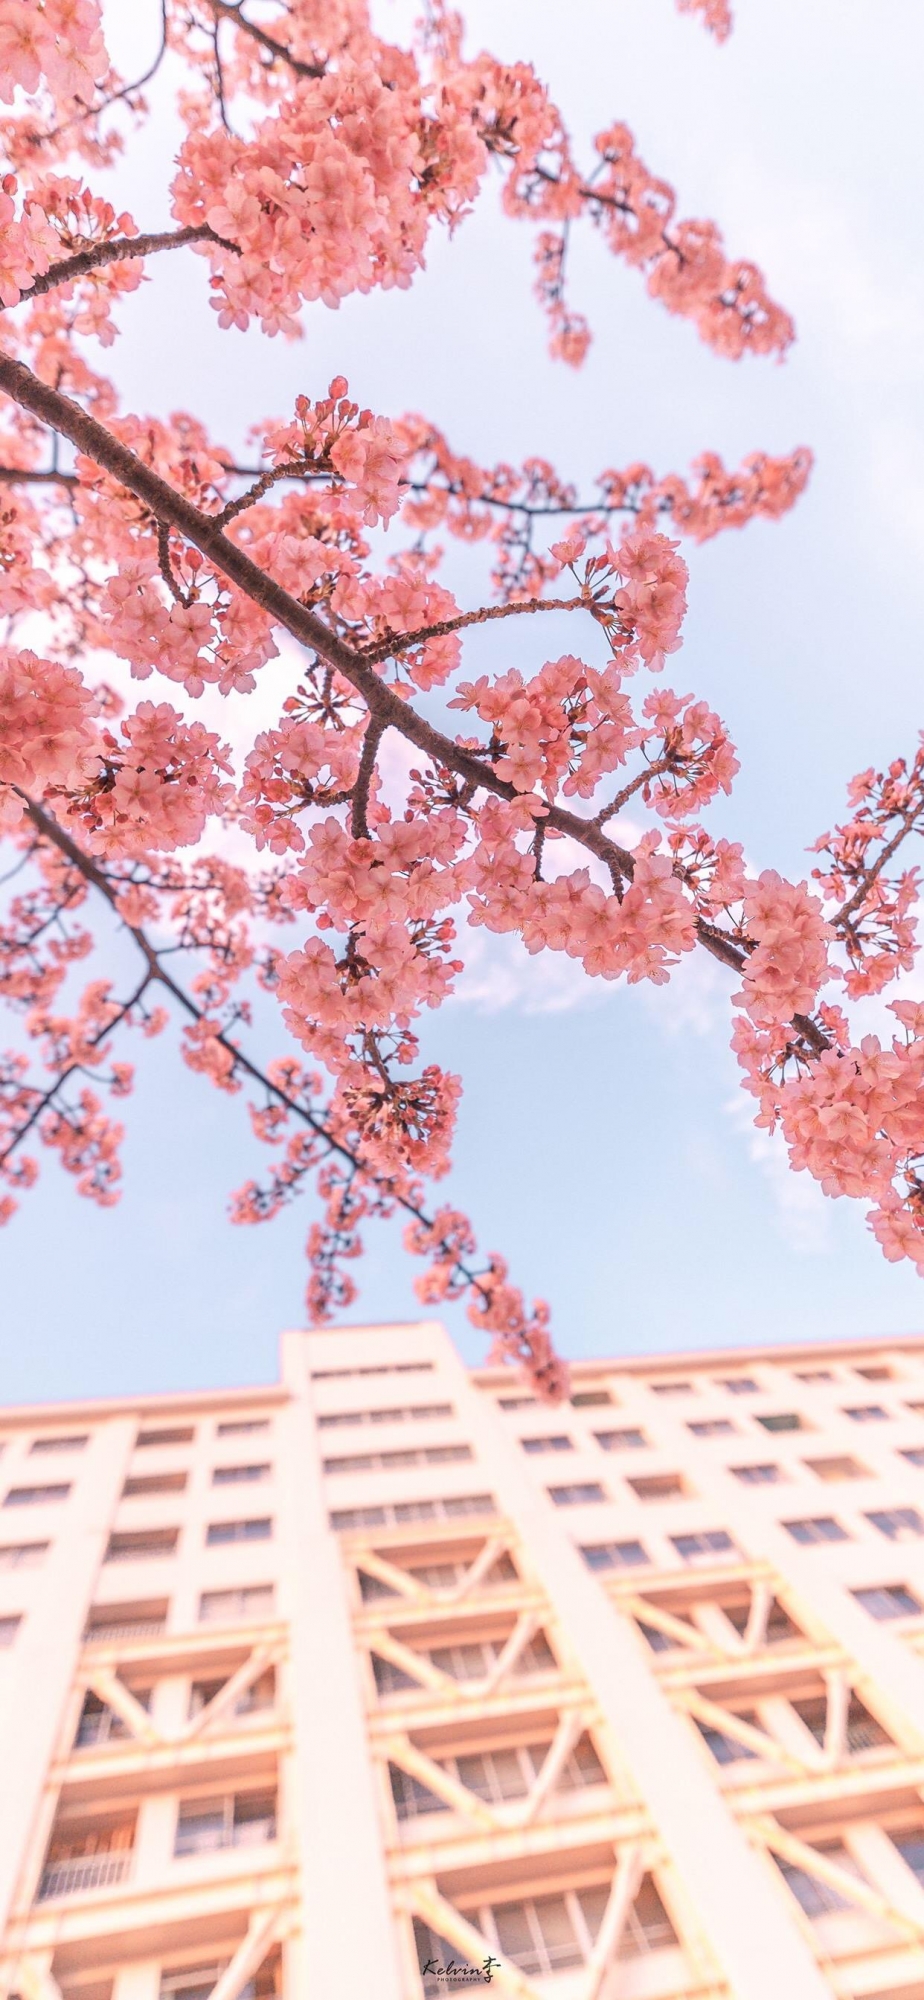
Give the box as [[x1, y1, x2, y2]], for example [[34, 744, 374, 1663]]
[[38, 1851, 131, 1900], [84, 1619, 166, 1644]]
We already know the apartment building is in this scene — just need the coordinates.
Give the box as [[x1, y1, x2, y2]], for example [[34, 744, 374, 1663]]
[[5, 1326, 924, 2000]]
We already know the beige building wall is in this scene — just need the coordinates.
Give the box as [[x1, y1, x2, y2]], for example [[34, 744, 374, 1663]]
[[4, 1323, 924, 1999]]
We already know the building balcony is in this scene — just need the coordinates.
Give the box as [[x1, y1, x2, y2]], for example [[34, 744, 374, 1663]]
[[84, 1599, 169, 1646], [38, 1851, 131, 1901]]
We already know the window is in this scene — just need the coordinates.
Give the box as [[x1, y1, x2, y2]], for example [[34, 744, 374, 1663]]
[[199, 1584, 275, 1623], [159, 1968, 233, 2000], [206, 1518, 272, 1545], [499, 1396, 536, 1411], [853, 1583, 921, 1619], [716, 1377, 759, 1394], [136, 1427, 194, 1448], [867, 1506, 924, 1541], [756, 1413, 804, 1433], [331, 1504, 387, 1530], [548, 1483, 606, 1506], [123, 1472, 187, 1496], [216, 1418, 270, 1436], [721, 1596, 802, 1645], [459, 1734, 604, 1802], [84, 1599, 169, 1642], [784, 1517, 848, 1546], [318, 1403, 453, 1429], [0, 1541, 47, 1568], [628, 1473, 687, 1501], [856, 1364, 892, 1380], [323, 1445, 471, 1474], [488, 1891, 590, 1974], [158, 1962, 278, 1999], [901, 1447, 924, 1468], [370, 1403, 453, 1425], [311, 1361, 434, 1380], [391, 1734, 606, 1819], [671, 1530, 737, 1563], [696, 1714, 760, 1765], [570, 1390, 612, 1408], [805, 1457, 867, 1482], [688, 1420, 735, 1438], [791, 1692, 890, 1753], [174, 1790, 276, 1856], [406, 1553, 518, 1592], [471, 1876, 676, 1975], [732, 1464, 782, 1485], [330, 1494, 495, 1530], [777, 1845, 861, 1918], [795, 1369, 834, 1383], [429, 1632, 556, 1682], [651, 1381, 693, 1397], [106, 1528, 179, 1561], [30, 1435, 87, 1454], [844, 1404, 889, 1423], [75, 1687, 152, 1748], [521, 1435, 573, 1454], [212, 1463, 271, 1485], [595, 1428, 647, 1451], [638, 1621, 679, 1655], [389, 1765, 446, 1819], [189, 1669, 275, 1720], [892, 1828, 924, 1885], [3, 1484, 70, 1506], [581, 1539, 648, 1571], [375, 1632, 556, 1693], [372, 1652, 420, 1695], [0, 1615, 21, 1646], [414, 1919, 480, 1997]]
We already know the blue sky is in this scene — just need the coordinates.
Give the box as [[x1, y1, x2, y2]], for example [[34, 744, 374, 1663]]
[[3, 0, 924, 1402]]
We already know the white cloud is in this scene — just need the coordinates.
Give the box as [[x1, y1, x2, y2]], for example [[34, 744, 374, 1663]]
[[641, 947, 731, 1039], [725, 1093, 833, 1256], [452, 927, 606, 1015]]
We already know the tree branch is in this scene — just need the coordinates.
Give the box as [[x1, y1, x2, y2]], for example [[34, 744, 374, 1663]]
[[8, 793, 522, 1313], [832, 799, 924, 931], [0, 351, 766, 1000], [0, 467, 79, 486], [12, 225, 240, 309]]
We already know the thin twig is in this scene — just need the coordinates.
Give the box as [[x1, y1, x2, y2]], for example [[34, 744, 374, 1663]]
[[0, 974, 151, 1169], [362, 594, 585, 663], [212, 455, 327, 528], [203, 0, 326, 79], [832, 801, 924, 930], [42, 0, 169, 142]]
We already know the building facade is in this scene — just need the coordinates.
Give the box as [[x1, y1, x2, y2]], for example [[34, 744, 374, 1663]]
[[6, 1324, 924, 1999]]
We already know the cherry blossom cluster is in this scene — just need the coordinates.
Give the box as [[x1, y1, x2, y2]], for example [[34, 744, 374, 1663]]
[[0, 646, 100, 824], [676, 0, 734, 41], [0, 0, 107, 119], [0, 0, 788, 364]]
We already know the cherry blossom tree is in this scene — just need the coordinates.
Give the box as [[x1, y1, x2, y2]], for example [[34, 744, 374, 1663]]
[[0, 0, 917, 1399]]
